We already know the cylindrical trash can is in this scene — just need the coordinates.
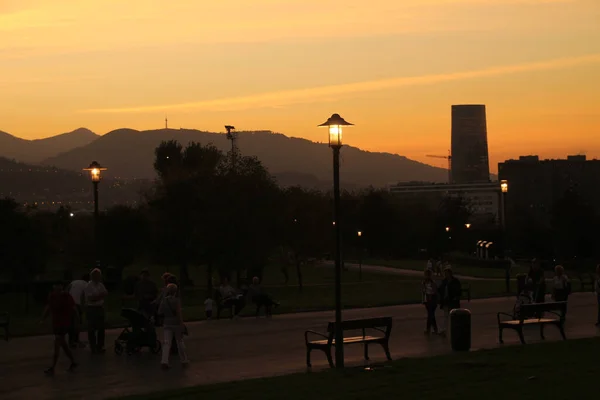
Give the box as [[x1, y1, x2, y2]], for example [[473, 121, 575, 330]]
[[450, 308, 471, 351], [516, 273, 527, 296]]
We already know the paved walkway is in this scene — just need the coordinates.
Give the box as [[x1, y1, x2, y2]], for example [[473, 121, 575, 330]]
[[321, 262, 501, 281], [0, 294, 598, 400]]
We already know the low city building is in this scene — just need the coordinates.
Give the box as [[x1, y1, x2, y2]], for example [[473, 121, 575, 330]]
[[388, 181, 501, 223]]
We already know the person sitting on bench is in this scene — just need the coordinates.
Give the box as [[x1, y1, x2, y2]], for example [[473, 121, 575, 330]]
[[219, 277, 245, 317]]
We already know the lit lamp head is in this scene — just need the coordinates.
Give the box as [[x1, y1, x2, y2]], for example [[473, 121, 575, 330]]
[[318, 113, 353, 149], [83, 161, 107, 183], [445, 226, 450, 232], [500, 180, 508, 193], [357, 231, 362, 237], [465, 223, 471, 229]]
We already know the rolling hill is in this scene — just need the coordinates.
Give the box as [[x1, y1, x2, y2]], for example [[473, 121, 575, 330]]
[[0, 128, 99, 163], [40, 128, 448, 187]]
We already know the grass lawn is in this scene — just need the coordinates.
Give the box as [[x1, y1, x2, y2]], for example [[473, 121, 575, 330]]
[[357, 258, 530, 278], [117, 337, 600, 400], [2, 263, 507, 337]]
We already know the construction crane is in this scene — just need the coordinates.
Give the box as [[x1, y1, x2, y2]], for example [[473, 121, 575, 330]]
[[426, 150, 452, 183]]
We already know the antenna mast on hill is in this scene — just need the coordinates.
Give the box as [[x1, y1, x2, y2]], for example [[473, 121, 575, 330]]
[[225, 125, 237, 169], [165, 116, 168, 129]]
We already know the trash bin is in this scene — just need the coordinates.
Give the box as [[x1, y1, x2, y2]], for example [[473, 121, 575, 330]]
[[516, 273, 527, 296], [450, 308, 471, 351]]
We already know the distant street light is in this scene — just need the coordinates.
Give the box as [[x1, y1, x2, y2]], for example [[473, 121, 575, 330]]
[[357, 231, 363, 281], [500, 179, 509, 292], [445, 226, 450, 232], [319, 113, 353, 369], [465, 223, 471, 229], [83, 161, 107, 268]]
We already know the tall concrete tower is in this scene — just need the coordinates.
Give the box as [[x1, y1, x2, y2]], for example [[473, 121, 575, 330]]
[[450, 104, 490, 183]]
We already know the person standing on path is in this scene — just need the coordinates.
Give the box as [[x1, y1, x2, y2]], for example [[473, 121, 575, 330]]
[[204, 297, 213, 320], [528, 259, 546, 304], [552, 265, 571, 302], [158, 283, 189, 369], [422, 269, 438, 335], [40, 281, 78, 375], [438, 267, 461, 337], [84, 268, 108, 354], [133, 269, 158, 318], [67, 273, 89, 348], [595, 265, 600, 327]]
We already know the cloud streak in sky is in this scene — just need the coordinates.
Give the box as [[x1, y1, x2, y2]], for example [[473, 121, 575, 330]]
[[82, 53, 600, 114]]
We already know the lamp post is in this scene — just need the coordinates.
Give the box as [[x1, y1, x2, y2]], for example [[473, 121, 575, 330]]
[[225, 125, 237, 170], [319, 113, 353, 369], [357, 231, 362, 282], [83, 161, 107, 267], [500, 180, 509, 292]]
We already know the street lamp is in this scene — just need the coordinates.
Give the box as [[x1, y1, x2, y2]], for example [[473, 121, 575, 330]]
[[500, 180, 509, 292], [465, 223, 471, 229], [445, 226, 450, 232], [83, 161, 107, 219], [83, 161, 107, 268], [357, 231, 363, 281], [319, 113, 353, 369]]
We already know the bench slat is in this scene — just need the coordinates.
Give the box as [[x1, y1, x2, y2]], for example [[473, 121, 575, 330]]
[[309, 336, 384, 345], [500, 318, 558, 326]]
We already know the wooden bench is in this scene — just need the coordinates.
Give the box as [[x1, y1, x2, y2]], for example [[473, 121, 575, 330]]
[[0, 312, 9, 341], [304, 317, 392, 368], [497, 302, 567, 345], [579, 273, 594, 292]]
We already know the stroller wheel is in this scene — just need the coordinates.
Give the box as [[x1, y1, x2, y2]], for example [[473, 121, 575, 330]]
[[150, 339, 162, 354], [114, 342, 123, 355]]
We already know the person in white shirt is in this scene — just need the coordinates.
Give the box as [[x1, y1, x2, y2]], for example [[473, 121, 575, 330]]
[[67, 273, 89, 348], [552, 265, 571, 302], [204, 297, 213, 320], [84, 269, 108, 354]]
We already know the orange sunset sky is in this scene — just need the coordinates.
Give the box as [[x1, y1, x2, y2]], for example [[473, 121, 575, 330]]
[[1, 0, 599, 172]]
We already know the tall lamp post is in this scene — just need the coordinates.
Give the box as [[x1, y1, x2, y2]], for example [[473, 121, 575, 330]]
[[500, 180, 509, 292], [357, 231, 362, 282], [225, 125, 237, 169], [319, 113, 353, 369], [83, 161, 107, 267]]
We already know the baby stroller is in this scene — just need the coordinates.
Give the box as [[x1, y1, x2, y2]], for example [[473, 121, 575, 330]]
[[114, 308, 162, 355]]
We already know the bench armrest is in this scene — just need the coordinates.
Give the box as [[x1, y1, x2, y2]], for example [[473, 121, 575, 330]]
[[545, 311, 564, 320], [371, 327, 387, 336], [304, 330, 329, 344], [497, 312, 514, 324]]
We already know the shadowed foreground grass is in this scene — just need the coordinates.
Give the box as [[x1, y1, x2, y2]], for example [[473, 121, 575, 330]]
[[117, 338, 600, 400]]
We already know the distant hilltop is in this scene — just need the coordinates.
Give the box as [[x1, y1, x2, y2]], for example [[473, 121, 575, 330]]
[[0, 127, 447, 188]]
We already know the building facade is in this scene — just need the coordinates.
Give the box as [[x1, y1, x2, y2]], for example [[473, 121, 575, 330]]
[[388, 181, 501, 223], [498, 155, 600, 222], [451, 104, 490, 184]]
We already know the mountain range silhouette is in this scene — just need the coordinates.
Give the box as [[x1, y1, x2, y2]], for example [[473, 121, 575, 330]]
[[0, 128, 447, 188]]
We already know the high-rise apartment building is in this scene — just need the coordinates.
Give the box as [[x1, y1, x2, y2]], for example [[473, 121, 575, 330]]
[[451, 105, 490, 184], [498, 155, 600, 223]]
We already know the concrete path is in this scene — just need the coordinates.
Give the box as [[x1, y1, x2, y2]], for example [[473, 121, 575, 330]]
[[321, 262, 502, 281], [0, 294, 598, 400]]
